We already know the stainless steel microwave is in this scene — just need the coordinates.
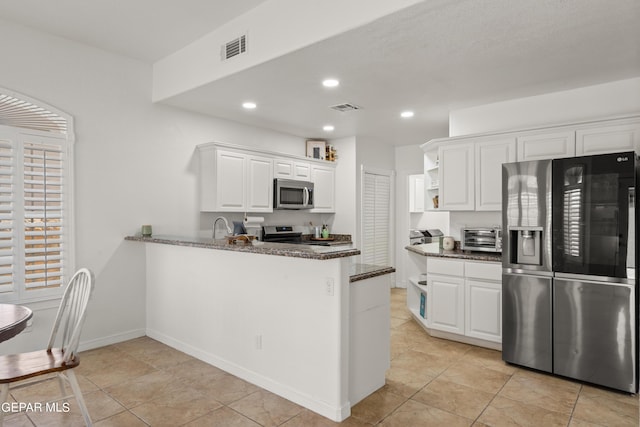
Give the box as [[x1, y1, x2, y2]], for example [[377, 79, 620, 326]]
[[274, 179, 314, 209]]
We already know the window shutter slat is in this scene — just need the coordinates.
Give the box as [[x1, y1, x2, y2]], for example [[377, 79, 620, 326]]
[[23, 141, 65, 290], [0, 138, 14, 293]]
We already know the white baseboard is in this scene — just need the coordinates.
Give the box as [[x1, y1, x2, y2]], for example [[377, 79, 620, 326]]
[[146, 328, 351, 422], [79, 329, 146, 352]]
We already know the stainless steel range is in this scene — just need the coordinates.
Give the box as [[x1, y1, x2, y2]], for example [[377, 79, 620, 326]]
[[262, 225, 302, 243], [262, 225, 348, 246]]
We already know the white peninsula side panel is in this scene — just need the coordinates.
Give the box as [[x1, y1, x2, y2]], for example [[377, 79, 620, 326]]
[[144, 243, 351, 421]]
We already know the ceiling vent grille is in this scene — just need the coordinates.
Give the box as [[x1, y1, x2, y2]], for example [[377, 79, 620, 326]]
[[221, 34, 247, 61], [329, 103, 362, 112]]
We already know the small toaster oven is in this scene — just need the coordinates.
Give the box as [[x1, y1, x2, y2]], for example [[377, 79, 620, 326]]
[[461, 227, 502, 253]]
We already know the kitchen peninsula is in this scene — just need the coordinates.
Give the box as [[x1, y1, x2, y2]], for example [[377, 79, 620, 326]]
[[126, 235, 393, 422]]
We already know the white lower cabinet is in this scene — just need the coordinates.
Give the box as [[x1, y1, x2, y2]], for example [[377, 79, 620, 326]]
[[349, 274, 390, 405], [429, 274, 465, 335], [411, 258, 502, 348], [465, 279, 501, 342]]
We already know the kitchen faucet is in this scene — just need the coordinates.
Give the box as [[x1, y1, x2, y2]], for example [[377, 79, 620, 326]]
[[213, 216, 233, 239]]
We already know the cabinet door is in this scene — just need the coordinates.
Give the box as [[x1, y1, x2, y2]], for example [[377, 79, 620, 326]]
[[576, 122, 640, 156], [516, 131, 575, 161], [429, 274, 465, 334], [310, 165, 335, 213], [246, 155, 273, 212], [475, 138, 516, 211], [215, 150, 246, 211], [409, 174, 425, 212], [293, 162, 311, 180], [439, 143, 474, 211], [274, 159, 293, 179], [465, 279, 501, 342]]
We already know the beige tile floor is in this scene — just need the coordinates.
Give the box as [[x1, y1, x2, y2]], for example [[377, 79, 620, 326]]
[[4, 288, 639, 426]]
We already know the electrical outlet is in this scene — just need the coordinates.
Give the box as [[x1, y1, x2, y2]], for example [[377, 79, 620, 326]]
[[325, 278, 334, 296]]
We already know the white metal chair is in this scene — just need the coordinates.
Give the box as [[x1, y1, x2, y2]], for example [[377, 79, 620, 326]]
[[0, 268, 95, 426]]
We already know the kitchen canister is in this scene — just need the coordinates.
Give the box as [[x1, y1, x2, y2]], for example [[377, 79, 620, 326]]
[[442, 236, 455, 251], [141, 224, 152, 237]]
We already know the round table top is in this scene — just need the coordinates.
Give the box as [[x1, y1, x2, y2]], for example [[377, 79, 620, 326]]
[[0, 303, 33, 343]]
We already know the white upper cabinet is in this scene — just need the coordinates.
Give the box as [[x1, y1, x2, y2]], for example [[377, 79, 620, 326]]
[[422, 115, 640, 213], [575, 121, 640, 156], [213, 150, 247, 211], [274, 159, 311, 180], [408, 174, 425, 212], [439, 143, 474, 211], [246, 154, 273, 213], [310, 164, 335, 213], [274, 159, 293, 178], [516, 130, 576, 161], [293, 162, 311, 180], [475, 137, 516, 211], [198, 143, 336, 213], [206, 149, 273, 213]]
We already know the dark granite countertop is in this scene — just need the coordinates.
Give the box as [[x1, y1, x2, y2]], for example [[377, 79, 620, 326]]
[[349, 263, 395, 283], [405, 243, 502, 262], [126, 235, 360, 260]]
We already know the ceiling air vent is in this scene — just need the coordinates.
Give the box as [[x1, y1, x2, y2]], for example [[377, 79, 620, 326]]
[[329, 103, 362, 112], [221, 34, 247, 61]]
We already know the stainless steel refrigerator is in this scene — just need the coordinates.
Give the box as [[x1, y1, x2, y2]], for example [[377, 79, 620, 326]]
[[502, 151, 638, 393]]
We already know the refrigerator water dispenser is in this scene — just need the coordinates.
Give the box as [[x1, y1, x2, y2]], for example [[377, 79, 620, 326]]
[[511, 228, 543, 266]]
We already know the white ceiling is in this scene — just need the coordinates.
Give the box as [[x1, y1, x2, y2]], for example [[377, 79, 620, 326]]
[[1, 0, 639, 146]]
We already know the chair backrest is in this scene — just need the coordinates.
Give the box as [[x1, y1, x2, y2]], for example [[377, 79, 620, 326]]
[[47, 268, 95, 364]]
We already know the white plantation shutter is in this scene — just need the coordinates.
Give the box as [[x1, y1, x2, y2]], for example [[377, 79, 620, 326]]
[[0, 88, 73, 302], [362, 171, 392, 266], [23, 141, 65, 289], [0, 139, 14, 294]]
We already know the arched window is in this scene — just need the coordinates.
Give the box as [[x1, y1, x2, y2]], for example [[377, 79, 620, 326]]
[[0, 88, 75, 302]]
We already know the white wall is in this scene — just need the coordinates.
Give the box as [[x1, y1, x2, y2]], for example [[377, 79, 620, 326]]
[[394, 145, 423, 287], [394, 145, 451, 287], [450, 77, 640, 136], [0, 19, 348, 354], [153, 0, 422, 101], [331, 136, 357, 237]]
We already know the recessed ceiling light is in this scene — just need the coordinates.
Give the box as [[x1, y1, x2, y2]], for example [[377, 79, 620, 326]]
[[242, 101, 257, 109], [322, 79, 340, 88], [401, 111, 414, 118], [323, 125, 335, 132]]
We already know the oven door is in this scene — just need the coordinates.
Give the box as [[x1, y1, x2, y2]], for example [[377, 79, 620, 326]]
[[274, 179, 314, 209], [552, 151, 636, 280]]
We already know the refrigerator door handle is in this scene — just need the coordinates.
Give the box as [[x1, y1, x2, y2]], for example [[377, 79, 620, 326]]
[[503, 268, 553, 277], [627, 187, 635, 271], [555, 272, 635, 285]]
